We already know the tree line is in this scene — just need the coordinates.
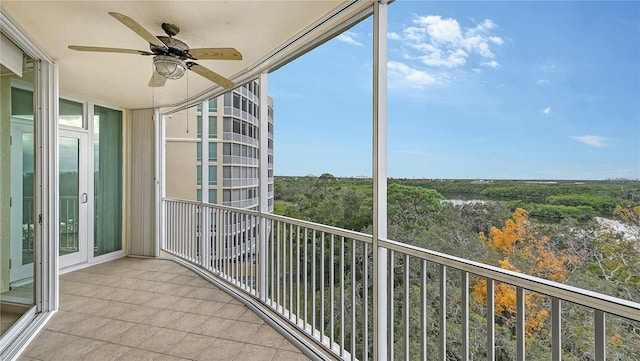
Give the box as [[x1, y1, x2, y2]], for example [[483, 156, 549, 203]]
[[274, 174, 640, 360]]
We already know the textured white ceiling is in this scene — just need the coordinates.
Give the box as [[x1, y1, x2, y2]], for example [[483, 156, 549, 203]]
[[2, 1, 357, 109]]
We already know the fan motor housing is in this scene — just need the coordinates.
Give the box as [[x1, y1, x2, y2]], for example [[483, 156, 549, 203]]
[[151, 36, 190, 59]]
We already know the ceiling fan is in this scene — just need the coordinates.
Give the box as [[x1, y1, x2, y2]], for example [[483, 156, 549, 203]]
[[68, 12, 241, 88]]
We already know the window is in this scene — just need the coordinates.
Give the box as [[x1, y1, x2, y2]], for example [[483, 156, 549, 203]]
[[223, 166, 231, 178], [223, 117, 232, 132], [209, 142, 217, 161], [223, 143, 231, 156], [248, 100, 254, 116], [196, 165, 202, 185], [233, 93, 241, 109], [209, 189, 217, 203], [224, 93, 232, 106], [208, 98, 218, 112], [196, 189, 202, 202], [196, 142, 202, 162], [223, 189, 231, 202], [59, 98, 83, 127], [209, 116, 217, 138], [233, 119, 241, 133], [94, 105, 123, 256], [196, 115, 202, 137], [208, 166, 217, 185]]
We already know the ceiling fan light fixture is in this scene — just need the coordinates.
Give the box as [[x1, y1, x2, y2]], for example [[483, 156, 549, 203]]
[[153, 55, 186, 79]]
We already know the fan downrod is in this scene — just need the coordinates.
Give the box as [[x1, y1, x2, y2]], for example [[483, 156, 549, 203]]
[[161, 23, 180, 37]]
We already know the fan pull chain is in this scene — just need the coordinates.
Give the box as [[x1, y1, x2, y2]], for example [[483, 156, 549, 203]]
[[185, 70, 190, 133]]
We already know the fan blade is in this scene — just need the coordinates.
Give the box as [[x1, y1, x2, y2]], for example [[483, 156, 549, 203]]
[[68, 45, 152, 55], [188, 48, 243, 61], [189, 63, 234, 89], [148, 71, 166, 87], [108, 12, 166, 48]]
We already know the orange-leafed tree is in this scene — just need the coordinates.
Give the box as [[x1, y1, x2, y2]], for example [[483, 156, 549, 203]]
[[473, 208, 576, 337]]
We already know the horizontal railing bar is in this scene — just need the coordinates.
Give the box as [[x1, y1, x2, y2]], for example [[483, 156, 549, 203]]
[[261, 212, 372, 243], [380, 238, 640, 321], [164, 197, 372, 243]]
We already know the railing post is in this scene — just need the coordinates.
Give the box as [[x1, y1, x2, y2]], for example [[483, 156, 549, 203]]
[[594, 310, 606, 361], [258, 71, 269, 301], [487, 279, 495, 361], [551, 298, 561, 361], [373, 1, 389, 359], [516, 287, 525, 361]]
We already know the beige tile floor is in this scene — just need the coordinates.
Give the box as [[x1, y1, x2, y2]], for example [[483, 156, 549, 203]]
[[18, 257, 310, 361]]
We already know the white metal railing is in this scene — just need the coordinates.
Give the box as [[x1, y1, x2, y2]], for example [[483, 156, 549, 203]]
[[162, 198, 640, 361]]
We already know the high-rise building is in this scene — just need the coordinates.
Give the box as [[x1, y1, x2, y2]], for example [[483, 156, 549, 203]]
[[165, 80, 274, 212]]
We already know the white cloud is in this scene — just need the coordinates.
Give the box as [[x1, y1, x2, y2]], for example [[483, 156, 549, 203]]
[[490, 36, 504, 45], [543, 107, 551, 115], [571, 135, 611, 148], [414, 15, 462, 43], [536, 79, 550, 85], [388, 32, 401, 40], [336, 32, 363, 47], [482, 60, 500, 69], [388, 61, 438, 88], [398, 15, 503, 70]]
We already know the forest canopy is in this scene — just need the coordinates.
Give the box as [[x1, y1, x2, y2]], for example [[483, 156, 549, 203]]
[[274, 175, 640, 359]]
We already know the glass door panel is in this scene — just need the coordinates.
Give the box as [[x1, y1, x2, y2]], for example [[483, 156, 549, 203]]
[[93, 105, 122, 256], [59, 131, 88, 268], [2, 44, 37, 336], [9, 122, 34, 290]]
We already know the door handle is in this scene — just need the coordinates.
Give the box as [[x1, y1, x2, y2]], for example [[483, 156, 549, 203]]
[[81, 193, 88, 203]]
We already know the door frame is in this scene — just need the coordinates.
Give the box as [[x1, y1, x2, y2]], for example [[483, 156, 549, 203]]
[[57, 98, 127, 273]]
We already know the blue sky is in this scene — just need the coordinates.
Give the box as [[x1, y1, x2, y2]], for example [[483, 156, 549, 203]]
[[270, 1, 640, 180]]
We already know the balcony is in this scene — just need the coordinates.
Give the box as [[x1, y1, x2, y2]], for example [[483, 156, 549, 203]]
[[16, 199, 640, 360], [21, 257, 311, 361], [159, 199, 640, 361]]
